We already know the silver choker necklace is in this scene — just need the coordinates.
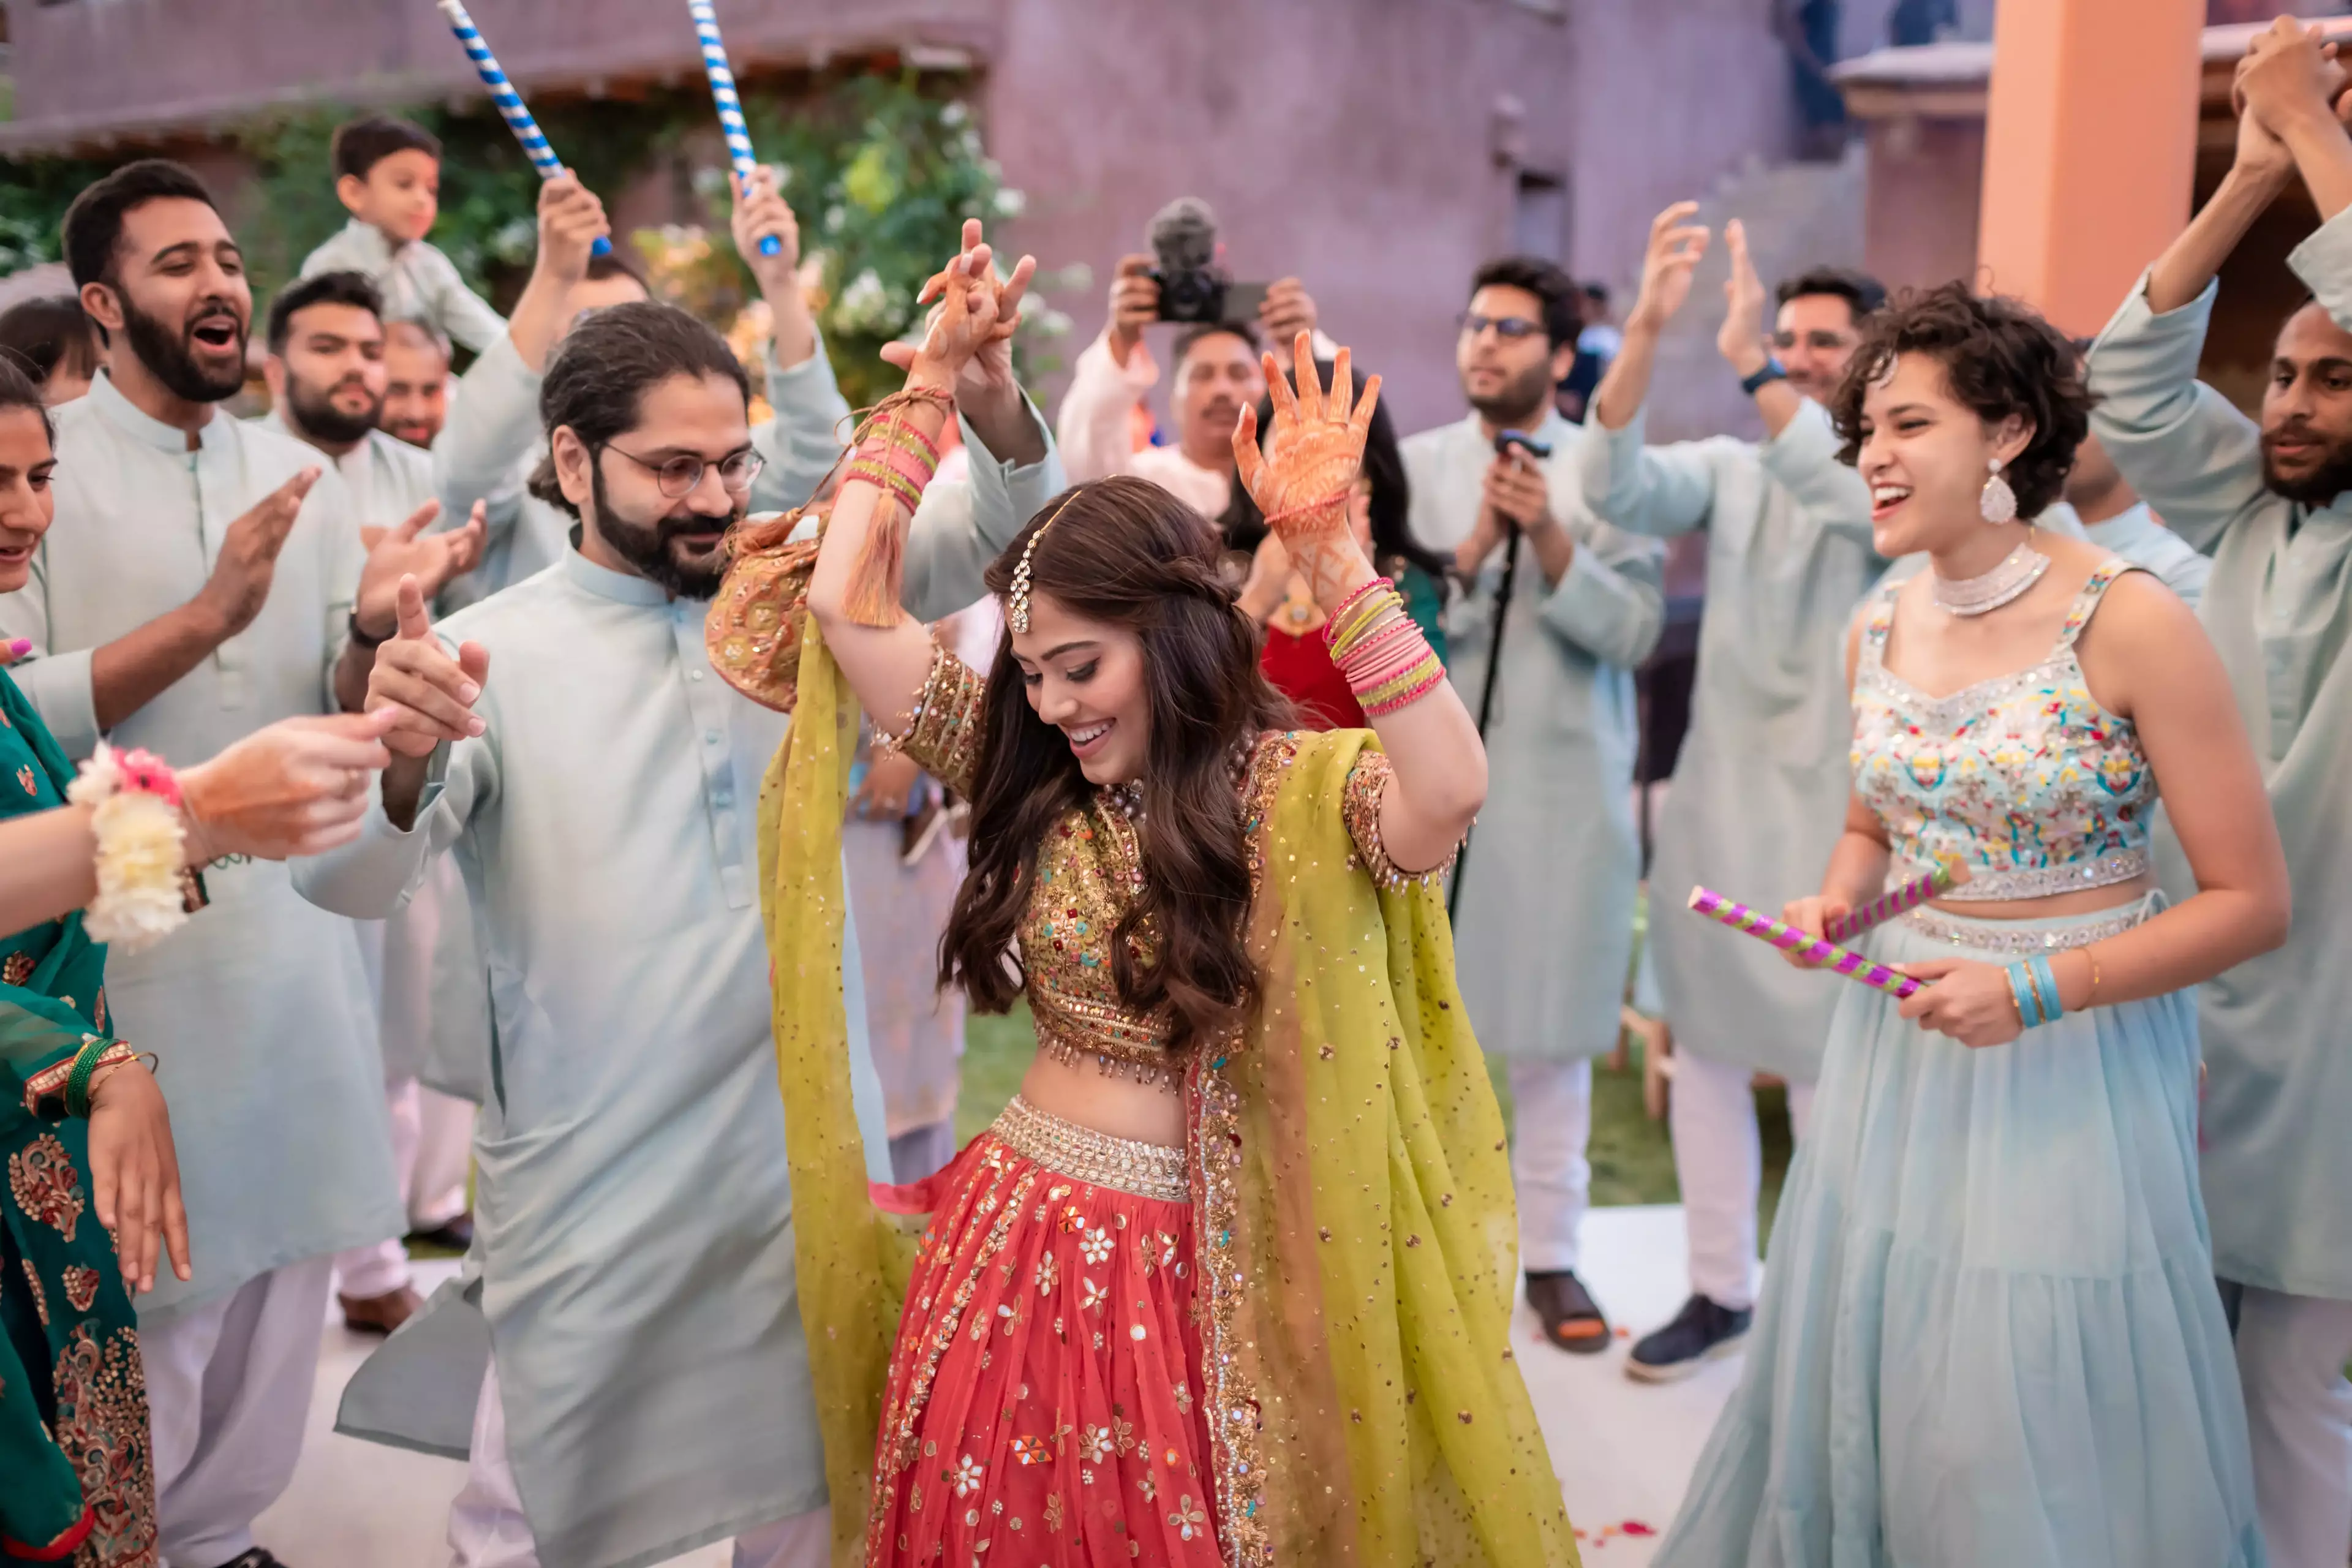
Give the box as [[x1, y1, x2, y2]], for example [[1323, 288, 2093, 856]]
[[1932, 536, 2048, 617]]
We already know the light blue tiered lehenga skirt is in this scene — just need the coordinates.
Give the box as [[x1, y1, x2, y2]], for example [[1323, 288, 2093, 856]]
[[1656, 905, 2265, 1568]]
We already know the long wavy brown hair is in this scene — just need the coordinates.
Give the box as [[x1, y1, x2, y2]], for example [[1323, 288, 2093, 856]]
[[939, 475, 1293, 1054]]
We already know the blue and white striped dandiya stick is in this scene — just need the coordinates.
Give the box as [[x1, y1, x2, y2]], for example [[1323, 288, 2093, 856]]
[[686, 0, 780, 257], [435, 0, 612, 257]]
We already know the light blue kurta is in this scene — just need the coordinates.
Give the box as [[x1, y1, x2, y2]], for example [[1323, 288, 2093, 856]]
[[302, 217, 509, 357], [0, 372, 401, 1318], [251, 406, 492, 1095], [1578, 399, 1880, 1082], [1403, 409, 1665, 1061], [2087, 206, 2352, 1303], [294, 549, 888, 1568], [2044, 499, 2212, 607], [292, 443, 1057, 1568]]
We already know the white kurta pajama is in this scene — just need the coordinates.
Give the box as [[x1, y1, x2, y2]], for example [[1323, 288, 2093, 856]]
[[302, 217, 509, 358], [252, 407, 484, 1297], [294, 349, 1062, 1566], [2088, 205, 2352, 1568], [1401, 409, 1665, 1275], [1576, 397, 1879, 1311], [0, 371, 403, 1567]]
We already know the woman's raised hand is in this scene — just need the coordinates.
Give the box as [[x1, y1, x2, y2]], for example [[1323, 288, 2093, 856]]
[[1232, 333, 1380, 605], [176, 709, 398, 864], [907, 249, 1005, 386]]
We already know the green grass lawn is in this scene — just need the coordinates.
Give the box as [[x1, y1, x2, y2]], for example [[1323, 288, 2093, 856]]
[[957, 1001, 1793, 1231]]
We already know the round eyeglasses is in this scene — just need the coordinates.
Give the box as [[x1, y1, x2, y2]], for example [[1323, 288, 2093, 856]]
[[605, 444, 766, 498]]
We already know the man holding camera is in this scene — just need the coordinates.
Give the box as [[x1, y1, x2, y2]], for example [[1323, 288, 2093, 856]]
[[1401, 254, 1666, 1357], [1057, 198, 1321, 512], [1578, 205, 1883, 1384]]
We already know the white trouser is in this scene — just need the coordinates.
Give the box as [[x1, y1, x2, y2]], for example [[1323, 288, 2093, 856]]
[[1668, 1044, 1815, 1311], [449, 1362, 831, 1568], [146, 1257, 336, 1568], [1510, 1058, 1593, 1275], [409, 1082, 473, 1230], [2233, 1285, 2352, 1568]]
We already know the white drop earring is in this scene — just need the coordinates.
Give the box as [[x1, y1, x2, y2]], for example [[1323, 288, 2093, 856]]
[[1979, 458, 2018, 526]]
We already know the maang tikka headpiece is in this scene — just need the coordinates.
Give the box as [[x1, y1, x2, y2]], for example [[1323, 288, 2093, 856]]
[[1007, 492, 1080, 633]]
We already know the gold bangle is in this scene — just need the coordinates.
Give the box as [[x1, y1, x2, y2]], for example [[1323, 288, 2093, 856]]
[[2085, 944, 2101, 1005]]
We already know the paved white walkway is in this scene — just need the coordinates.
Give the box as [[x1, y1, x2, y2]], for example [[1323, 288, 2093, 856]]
[[254, 1205, 1732, 1566]]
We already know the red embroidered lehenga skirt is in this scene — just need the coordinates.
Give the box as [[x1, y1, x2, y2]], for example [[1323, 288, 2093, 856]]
[[867, 1095, 1221, 1565]]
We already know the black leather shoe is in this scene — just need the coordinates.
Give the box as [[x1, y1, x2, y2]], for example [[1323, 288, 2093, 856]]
[[1526, 1268, 1611, 1354], [406, 1212, 475, 1253], [1627, 1293, 1752, 1382]]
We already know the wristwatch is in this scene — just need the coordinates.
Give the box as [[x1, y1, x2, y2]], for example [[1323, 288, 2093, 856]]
[[1739, 358, 1788, 396]]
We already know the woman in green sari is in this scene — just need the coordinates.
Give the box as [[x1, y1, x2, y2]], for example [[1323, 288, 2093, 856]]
[[0, 355, 396, 1564]]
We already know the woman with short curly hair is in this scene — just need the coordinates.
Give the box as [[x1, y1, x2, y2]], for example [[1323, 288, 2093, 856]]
[[1656, 282, 2283, 1566]]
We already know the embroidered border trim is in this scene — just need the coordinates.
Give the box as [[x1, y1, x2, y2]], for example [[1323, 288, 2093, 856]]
[[1928, 850, 2151, 903], [1901, 903, 2147, 954], [990, 1095, 1188, 1202]]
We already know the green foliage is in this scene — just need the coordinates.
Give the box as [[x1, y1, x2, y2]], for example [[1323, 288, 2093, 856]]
[[729, 75, 1030, 407], [0, 72, 1038, 404]]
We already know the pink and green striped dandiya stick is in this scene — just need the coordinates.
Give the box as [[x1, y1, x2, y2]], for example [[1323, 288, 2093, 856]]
[[1686, 886, 1924, 1000], [1823, 863, 1963, 944]]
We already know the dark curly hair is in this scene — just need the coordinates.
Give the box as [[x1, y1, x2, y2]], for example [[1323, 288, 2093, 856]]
[[940, 475, 1293, 1055], [1828, 282, 2094, 521]]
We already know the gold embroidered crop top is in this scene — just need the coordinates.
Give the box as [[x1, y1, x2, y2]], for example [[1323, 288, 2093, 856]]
[[889, 645, 1434, 1087]]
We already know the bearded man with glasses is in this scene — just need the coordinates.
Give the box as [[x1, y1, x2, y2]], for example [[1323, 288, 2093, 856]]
[[1400, 253, 1666, 1362], [1578, 204, 1885, 1385]]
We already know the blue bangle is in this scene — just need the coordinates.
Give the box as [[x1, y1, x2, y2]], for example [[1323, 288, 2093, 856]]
[[2029, 954, 2065, 1023], [2007, 962, 2042, 1028]]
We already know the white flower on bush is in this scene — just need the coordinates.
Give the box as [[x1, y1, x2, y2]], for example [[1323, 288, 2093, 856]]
[[941, 100, 970, 127], [992, 187, 1027, 219], [833, 268, 897, 336]]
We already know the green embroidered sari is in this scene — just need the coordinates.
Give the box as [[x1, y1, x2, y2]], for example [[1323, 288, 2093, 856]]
[[0, 670, 156, 1567]]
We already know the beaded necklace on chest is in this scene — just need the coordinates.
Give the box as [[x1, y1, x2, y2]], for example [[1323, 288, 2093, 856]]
[[1931, 530, 2049, 617], [1100, 741, 1256, 827]]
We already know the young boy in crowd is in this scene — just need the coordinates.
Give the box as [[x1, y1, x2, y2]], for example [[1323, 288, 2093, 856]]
[[302, 113, 507, 355]]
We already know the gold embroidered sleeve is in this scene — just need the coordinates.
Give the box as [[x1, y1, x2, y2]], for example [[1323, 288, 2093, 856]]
[[879, 642, 987, 796], [1341, 750, 1461, 890]]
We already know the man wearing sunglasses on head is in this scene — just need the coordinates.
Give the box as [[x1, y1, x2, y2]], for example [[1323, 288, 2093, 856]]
[[1578, 203, 1885, 1385], [1401, 254, 1666, 1364]]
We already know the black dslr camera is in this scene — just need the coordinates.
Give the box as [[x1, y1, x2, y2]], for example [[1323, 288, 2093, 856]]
[[1148, 197, 1266, 327]]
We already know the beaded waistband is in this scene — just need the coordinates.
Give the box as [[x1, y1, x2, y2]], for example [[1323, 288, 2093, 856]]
[[1932, 850, 2151, 903], [987, 1095, 1190, 1203], [1901, 902, 2148, 954]]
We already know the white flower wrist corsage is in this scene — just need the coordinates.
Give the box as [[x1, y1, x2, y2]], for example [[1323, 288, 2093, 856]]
[[67, 743, 203, 951]]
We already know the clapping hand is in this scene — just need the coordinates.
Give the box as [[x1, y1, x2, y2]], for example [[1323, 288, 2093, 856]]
[[1715, 219, 1771, 376], [355, 499, 486, 639], [1628, 202, 1709, 333], [1232, 333, 1379, 607]]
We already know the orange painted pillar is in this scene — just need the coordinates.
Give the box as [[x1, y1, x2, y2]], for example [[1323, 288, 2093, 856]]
[[1976, 0, 2204, 333]]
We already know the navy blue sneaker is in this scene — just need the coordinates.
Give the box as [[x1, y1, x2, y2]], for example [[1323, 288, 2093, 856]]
[[1627, 1293, 1751, 1382]]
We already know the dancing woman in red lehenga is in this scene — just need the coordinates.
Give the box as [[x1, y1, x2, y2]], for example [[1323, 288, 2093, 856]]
[[726, 242, 1577, 1567]]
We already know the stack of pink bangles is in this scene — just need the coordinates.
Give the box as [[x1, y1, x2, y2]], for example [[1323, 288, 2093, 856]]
[[845, 410, 941, 512], [1324, 576, 1446, 718]]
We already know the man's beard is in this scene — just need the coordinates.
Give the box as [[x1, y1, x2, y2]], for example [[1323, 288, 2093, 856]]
[[2261, 423, 2352, 507], [1466, 359, 1553, 429], [589, 464, 737, 600], [121, 292, 246, 404], [285, 372, 382, 447]]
